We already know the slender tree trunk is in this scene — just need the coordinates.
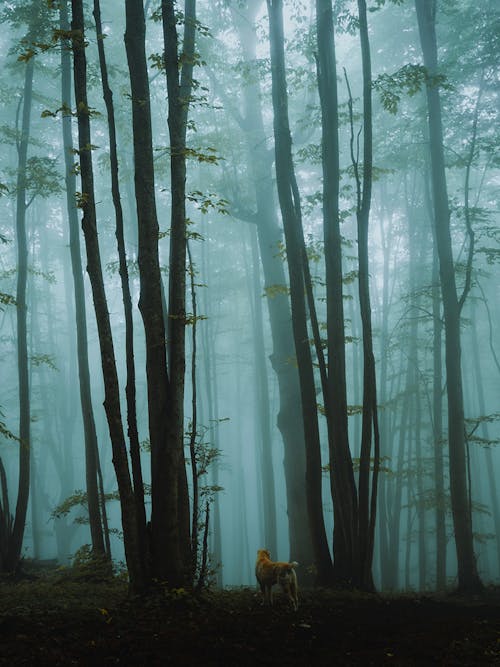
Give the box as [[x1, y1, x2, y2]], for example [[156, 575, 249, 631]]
[[71, 0, 144, 592], [228, 3, 313, 570], [92, 0, 148, 571], [267, 0, 333, 586], [376, 194, 397, 590], [187, 243, 200, 580], [389, 358, 411, 590], [0, 458, 12, 570], [161, 0, 196, 580], [250, 226, 278, 557], [344, 0, 380, 590], [200, 236, 223, 586], [5, 55, 34, 572], [469, 300, 500, 577], [429, 193, 447, 590], [59, 0, 106, 559], [422, 156, 447, 589], [415, 0, 482, 593], [124, 0, 179, 586], [316, 0, 359, 587]]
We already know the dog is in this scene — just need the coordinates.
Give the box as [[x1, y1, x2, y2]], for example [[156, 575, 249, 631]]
[[255, 548, 299, 611]]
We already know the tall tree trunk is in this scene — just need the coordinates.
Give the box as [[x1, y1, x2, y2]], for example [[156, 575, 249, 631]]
[[200, 235, 223, 586], [124, 0, 179, 586], [5, 55, 34, 572], [249, 226, 278, 557], [376, 193, 397, 590], [161, 0, 196, 581], [92, 0, 147, 571], [422, 157, 447, 589], [388, 344, 412, 590], [345, 0, 380, 590], [229, 0, 313, 572], [415, 0, 482, 593], [71, 0, 144, 592], [267, 0, 333, 586], [468, 300, 500, 577], [187, 243, 200, 581], [59, 0, 105, 559], [426, 177, 447, 590], [316, 0, 359, 587]]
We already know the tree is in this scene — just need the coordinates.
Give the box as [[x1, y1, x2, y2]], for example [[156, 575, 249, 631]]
[[161, 0, 197, 581], [59, 0, 106, 560], [71, 0, 144, 591], [125, 0, 195, 587], [226, 0, 312, 570], [6, 49, 33, 573], [352, 0, 381, 593], [0, 0, 51, 572], [315, 0, 360, 588], [267, 0, 333, 586], [92, 0, 148, 569], [414, 0, 482, 593]]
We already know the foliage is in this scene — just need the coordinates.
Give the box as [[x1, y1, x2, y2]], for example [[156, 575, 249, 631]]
[[373, 64, 451, 115], [0, 292, 16, 309], [187, 190, 229, 215], [0, 408, 18, 443], [67, 544, 116, 582], [30, 353, 58, 371], [51, 490, 120, 525]]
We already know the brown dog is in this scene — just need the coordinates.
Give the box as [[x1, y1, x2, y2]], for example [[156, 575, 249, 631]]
[[255, 548, 299, 611]]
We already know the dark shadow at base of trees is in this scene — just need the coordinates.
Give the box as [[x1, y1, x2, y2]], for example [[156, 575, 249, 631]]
[[1, 566, 499, 665]]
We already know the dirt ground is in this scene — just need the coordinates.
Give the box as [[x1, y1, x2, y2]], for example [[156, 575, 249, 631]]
[[1, 568, 500, 665]]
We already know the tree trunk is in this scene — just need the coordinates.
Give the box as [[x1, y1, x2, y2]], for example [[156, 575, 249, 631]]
[[345, 0, 380, 590], [229, 0, 313, 573], [250, 226, 278, 557], [375, 191, 397, 590], [316, 0, 360, 587], [124, 0, 179, 586], [5, 55, 34, 572], [427, 179, 447, 590], [267, 0, 333, 586], [468, 299, 500, 577], [71, 0, 144, 592], [161, 0, 196, 582], [200, 236, 223, 586], [415, 0, 482, 593], [92, 0, 148, 571], [59, 0, 105, 559]]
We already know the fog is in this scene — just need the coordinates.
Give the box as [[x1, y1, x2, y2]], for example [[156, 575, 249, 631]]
[[0, 0, 499, 595]]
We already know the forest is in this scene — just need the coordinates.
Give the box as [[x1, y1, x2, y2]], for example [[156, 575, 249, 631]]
[[0, 0, 500, 663]]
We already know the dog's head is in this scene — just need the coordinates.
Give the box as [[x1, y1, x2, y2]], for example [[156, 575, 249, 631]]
[[257, 548, 271, 561]]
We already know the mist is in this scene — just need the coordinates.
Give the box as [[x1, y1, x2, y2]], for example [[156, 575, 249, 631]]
[[0, 0, 499, 607]]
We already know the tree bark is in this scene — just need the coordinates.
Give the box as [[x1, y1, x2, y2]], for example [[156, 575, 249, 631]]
[[250, 226, 278, 557], [92, 0, 147, 571], [161, 0, 196, 581], [316, 0, 360, 587], [267, 0, 333, 586], [228, 1, 313, 570], [60, 0, 105, 559], [124, 0, 177, 585], [415, 0, 482, 593], [6, 55, 34, 572], [71, 0, 144, 592]]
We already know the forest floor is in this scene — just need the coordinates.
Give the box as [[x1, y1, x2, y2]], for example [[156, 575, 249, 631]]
[[1, 563, 500, 665]]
